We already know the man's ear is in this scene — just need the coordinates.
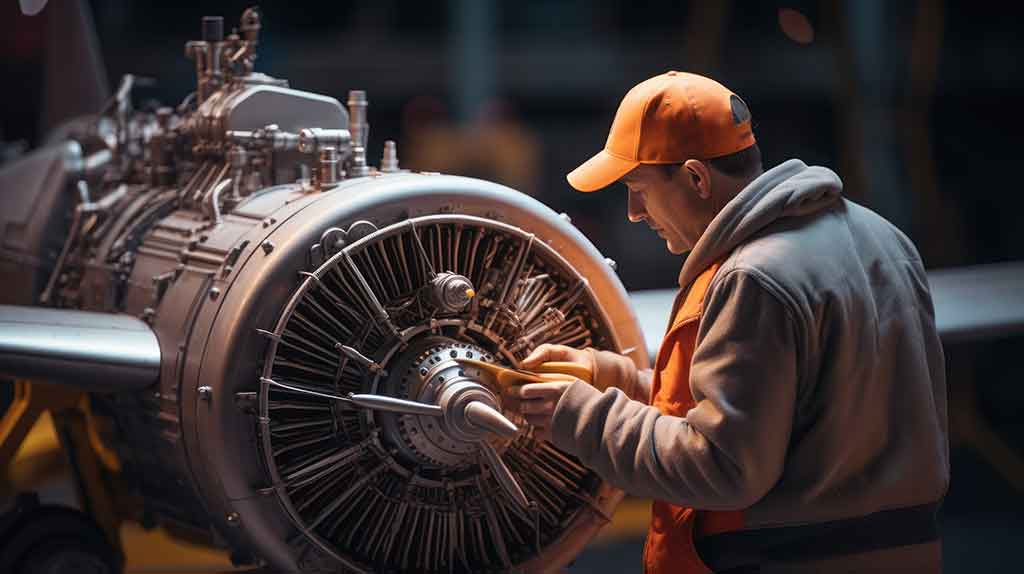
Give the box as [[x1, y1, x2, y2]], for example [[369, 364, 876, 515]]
[[683, 159, 712, 200]]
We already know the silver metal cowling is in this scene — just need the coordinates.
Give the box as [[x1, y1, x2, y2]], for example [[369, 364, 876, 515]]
[[178, 173, 646, 572]]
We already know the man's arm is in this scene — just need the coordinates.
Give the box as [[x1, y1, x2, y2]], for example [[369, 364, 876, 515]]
[[550, 269, 800, 510]]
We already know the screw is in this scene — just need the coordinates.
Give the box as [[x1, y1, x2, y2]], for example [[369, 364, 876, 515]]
[[559, 212, 572, 224], [209, 286, 221, 300], [198, 386, 212, 401], [226, 512, 240, 526], [605, 257, 618, 271], [261, 240, 274, 254]]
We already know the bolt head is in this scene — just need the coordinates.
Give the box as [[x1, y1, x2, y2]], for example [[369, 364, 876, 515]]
[[347, 220, 378, 242]]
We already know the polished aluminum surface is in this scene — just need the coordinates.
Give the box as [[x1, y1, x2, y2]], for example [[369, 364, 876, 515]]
[[464, 401, 519, 438], [0, 305, 159, 390]]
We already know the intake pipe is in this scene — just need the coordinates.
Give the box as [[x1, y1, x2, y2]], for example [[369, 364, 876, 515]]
[[0, 305, 160, 392]]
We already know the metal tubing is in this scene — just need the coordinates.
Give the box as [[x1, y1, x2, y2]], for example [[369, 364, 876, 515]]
[[0, 305, 160, 392], [347, 393, 443, 417]]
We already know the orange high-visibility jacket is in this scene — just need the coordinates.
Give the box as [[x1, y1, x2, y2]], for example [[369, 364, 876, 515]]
[[644, 261, 740, 573]]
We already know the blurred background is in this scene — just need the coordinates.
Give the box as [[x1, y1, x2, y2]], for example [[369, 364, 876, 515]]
[[2, 0, 1022, 572]]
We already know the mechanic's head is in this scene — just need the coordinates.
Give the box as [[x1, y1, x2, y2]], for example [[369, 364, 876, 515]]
[[567, 72, 762, 254], [620, 145, 762, 253]]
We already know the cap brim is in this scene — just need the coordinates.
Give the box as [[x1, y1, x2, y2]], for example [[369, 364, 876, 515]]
[[566, 150, 638, 192]]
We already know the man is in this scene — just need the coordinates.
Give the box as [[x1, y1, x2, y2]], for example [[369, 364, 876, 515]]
[[510, 72, 949, 572]]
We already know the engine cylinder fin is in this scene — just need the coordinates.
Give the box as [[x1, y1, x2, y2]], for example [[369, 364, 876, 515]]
[[290, 309, 344, 353], [476, 475, 513, 568], [279, 328, 338, 367], [408, 220, 437, 278], [374, 240, 402, 298], [297, 293, 355, 342]]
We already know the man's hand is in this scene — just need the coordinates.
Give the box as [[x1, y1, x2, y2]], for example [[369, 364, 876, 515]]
[[520, 343, 595, 374], [505, 344, 647, 441], [505, 379, 576, 442], [521, 343, 648, 401], [500, 345, 590, 441]]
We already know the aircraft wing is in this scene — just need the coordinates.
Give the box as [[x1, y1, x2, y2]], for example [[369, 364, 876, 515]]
[[628, 261, 1024, 359]]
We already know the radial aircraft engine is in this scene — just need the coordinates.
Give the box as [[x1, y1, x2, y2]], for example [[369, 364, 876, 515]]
[[0, 8, 647, 573]]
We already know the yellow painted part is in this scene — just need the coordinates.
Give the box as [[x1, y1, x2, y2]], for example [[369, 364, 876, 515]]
[[7, 420, 241, 571], [7, 385, 117, 471], [591, 497, 651, 543], [458, 359, 593, 387], [80, 396, 122, 472], [531, 361, 594, 384], [13, 410, 59, 461], [3, 388, 241, 571], [5, 412, 66, 491], [120, 522, 242, 573]]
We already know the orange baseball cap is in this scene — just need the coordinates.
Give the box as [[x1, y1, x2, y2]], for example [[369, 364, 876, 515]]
[[567, 71, 756, 192]]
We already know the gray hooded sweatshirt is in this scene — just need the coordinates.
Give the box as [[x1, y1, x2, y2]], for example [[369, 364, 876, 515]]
[[551, 160, 949, 571]]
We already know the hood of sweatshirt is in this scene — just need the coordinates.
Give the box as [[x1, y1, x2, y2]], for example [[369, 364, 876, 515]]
[[677, 159, 843, 288]]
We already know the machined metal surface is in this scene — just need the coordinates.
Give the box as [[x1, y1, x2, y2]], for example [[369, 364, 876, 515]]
[[0, 305, 159, 391]]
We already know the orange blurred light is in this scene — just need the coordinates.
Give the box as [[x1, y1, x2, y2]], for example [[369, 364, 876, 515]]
[[779, 8, 815, 45]]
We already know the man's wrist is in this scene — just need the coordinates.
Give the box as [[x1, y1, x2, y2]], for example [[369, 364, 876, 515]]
[[586, 348, 641, 399], [634, 368, 653, 403]]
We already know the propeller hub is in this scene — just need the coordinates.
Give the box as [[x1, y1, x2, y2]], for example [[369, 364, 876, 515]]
[[377, 338, 518, 470]]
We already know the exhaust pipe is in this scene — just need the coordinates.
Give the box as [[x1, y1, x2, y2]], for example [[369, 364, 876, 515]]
[[0, 305, 160, 392]]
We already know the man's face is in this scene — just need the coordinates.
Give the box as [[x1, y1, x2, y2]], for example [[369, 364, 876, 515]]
[[619, 164, 713, 254]]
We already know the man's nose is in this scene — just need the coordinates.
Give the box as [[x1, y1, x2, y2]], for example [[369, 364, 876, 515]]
[[627, 191, 646, 223]]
